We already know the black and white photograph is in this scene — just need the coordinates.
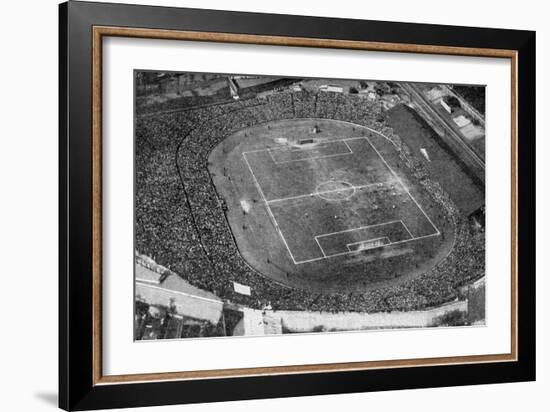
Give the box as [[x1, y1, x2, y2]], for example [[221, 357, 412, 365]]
[[0, 0, 541, 410], [134, 72, 486, 340]]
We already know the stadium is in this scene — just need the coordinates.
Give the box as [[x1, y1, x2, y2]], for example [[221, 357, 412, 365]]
[[135, 79, 485, 338]]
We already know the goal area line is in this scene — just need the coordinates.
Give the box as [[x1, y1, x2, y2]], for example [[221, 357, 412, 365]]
[[242, 135, 366, 155], [346, 237, 391, 252], [267, 139, 353, 164]]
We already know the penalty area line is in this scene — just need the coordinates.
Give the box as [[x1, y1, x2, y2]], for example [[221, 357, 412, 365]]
[[294, 232, 441, 265]]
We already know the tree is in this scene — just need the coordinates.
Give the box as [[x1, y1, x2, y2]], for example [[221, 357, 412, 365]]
[[444, 95, 461, 109], [374, 82, 390, 96]]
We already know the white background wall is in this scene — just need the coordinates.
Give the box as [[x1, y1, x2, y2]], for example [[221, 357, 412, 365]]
[[0, 0, 546, 411]]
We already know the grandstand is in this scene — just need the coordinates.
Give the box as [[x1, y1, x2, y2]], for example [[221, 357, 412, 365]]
[[135, 85, 484, 321]]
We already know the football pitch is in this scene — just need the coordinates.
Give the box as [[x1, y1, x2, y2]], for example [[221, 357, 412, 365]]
[[242, 136, 440, 265]]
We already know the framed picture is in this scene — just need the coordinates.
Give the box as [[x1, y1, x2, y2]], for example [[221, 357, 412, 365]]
[[59, 1, 536, 410]]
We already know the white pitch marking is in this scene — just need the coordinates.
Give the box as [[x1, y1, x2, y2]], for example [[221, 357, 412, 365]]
[[400, 220, 415, 239], [241, 136, 366, 156], [314, 220, 404, 258], [343, 139, 353, 153], [362, 136, 441, 236], [266, 182, 383, 204], [294, 232, 440, 265], [286, 142, 331, 153], [315, 219, 404, 239], [267, 149, 278, 164], [268, 140, 353, 164], [314, 237, 327, 258], [242, 134, 440, 265], [242, 152, 298, 264], [314, 220, 414, 256]]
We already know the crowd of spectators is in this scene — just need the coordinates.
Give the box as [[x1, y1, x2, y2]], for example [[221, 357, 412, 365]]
[[135, 88, 485, 314], [136, 89, 233, 115]]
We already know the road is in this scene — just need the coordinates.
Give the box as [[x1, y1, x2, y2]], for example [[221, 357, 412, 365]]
[[400, 82, 485, 183]]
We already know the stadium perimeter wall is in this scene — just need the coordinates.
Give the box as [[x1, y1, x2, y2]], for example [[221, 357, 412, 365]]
[[273, 299, 468, 332]]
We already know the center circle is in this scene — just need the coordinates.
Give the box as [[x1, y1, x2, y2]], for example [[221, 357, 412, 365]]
[[315, 180, 356, 201]]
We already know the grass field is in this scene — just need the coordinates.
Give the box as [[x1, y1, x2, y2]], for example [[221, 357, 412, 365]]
[[244, 136, 439, 264], [208, 118, 455, 293]]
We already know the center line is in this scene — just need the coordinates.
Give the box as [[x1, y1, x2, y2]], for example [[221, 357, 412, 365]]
[[267, 182, 391, 204]]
